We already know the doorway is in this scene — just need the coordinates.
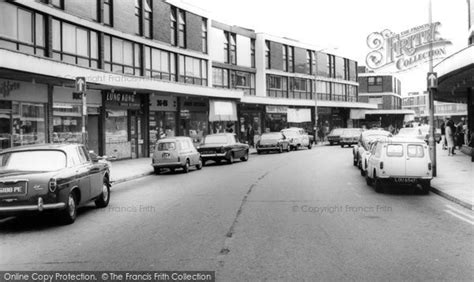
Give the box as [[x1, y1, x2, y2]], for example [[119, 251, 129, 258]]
[[87, 114, 100, 154], [129, 110, 146, 158]]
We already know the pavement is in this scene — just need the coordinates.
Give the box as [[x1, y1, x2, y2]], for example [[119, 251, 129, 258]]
[[110, 143, 473, 210]]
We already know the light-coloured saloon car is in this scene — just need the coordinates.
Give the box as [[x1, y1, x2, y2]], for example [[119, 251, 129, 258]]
[[281, 128, 311, 150], [152, 137, 202, 174], [365, 137, 433, 194]]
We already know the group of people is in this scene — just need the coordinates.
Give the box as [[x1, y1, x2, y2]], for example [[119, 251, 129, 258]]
[[440, 118, 468, 156]]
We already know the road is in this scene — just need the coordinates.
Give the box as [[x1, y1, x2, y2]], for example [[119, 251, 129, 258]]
[[1, 145, 473, 281]]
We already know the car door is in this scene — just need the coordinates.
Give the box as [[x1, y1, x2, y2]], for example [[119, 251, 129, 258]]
[[80, 146, 103, 198], [368, 143, 382, 177], [69, 147, 91, 204], [385, 143, 406, 177], [405, 143, 429, 177], [231, 135, 245, 158]]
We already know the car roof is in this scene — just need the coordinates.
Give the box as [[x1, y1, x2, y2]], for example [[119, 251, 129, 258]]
[[376, 137, 426, 144], [0, 143, 79, 153], [262, 132, 282, 135], [362, 129, 391, 136], [157, 136, 191, 142], [205, 133, 235, 137], [281, 127, 303, 131]]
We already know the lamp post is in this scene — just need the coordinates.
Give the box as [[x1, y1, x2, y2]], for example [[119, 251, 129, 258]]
[[427, 0, 438, 176]]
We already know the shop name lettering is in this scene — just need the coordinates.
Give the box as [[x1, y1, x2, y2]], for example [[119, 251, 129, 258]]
[[365, 22, 451, 71], [106, 92, 135, 103], [0, 81, 20, 97]]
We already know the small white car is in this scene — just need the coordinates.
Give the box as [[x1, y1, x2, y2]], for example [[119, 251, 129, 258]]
[[365, 137, 432, 194], [152, 137, 202, 174], [281, 128, 311, 150]]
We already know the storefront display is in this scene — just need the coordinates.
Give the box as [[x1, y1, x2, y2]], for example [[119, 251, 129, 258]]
[[209, 100, 238, 135], [265, 105, 288, 132], [180, 97, 209, 145], [239, 104, 264, 146], [149, 94, 177, 155]]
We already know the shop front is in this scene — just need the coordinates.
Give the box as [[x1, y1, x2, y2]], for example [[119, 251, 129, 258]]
[[238, 103, 264, 146], [265, 105, 288, 132], [0, 79, 47, 150], [149, 94, 178, 155], [179, 97, 209, 146], [104, 91, 148, 160], [287, 107, 314, 135], [52, 86, 102, 153], [317, 107, 349, 130], [209, 99, 238, 137]]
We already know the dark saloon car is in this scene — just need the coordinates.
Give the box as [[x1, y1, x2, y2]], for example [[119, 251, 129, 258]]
[[256, 132, 291, 154], [0, 144, 111, 224], [340, 128, 363, 147], [197, 133, 249, 165], [327, 128, 345, 145]]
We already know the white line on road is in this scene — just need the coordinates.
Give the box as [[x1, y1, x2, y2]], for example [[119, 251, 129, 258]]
[[444, 210, 474, 226], [445, 204, 474, 220]]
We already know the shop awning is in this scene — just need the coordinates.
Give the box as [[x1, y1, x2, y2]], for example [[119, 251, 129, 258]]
[[350, 109, 366, 119], [209, 100, 238, 122], [287, 108, 311, 123]]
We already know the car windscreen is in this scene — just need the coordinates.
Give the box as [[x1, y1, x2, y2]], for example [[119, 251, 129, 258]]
[[398, 128, 418, 135], [281, 130, 298, 137], [261, 133, 281, 140], [386, 144, 404, 157], [157, 142, 176, 151], [204, 135, 228, 144], [0, 150, 67, 172], [342, 130, 360, 136], [330, 129, 344, 135]]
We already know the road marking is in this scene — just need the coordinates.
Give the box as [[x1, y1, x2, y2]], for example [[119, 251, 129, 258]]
[[445, 204, 474, 220], [444, 210, 474, 226]]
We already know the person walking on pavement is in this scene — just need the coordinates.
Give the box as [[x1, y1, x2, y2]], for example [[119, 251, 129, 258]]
[[440, 121, 446, 150], [246, 124, 255, 148], [446, 119, 455, 156]]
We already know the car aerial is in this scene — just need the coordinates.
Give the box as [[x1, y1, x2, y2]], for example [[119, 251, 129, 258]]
[[256, 132, 291, 154], [281, 127, 311, 150], [352, 129, 392, 170], [365, 137, 433, 194], [197, 133, 249, 165], [151, 137, 202, 174], [0, 144, 111, 224], [327, 128, 345, 145], [339, 128, 363, 148]]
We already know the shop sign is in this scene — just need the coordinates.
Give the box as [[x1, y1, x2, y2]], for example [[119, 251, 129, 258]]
[[266, 105, 288, 114], [0, 81, 20, 98], [366, 22, 451, 72], [150, 95, 177, 112], [106, 91, 140, 107]]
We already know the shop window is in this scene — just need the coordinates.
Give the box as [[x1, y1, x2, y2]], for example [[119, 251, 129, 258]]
[[105, 110, 130, 159], [1, 102, 46, 148], [149, 111, 176, 153], [0, 3, 45, 56], [52, 104, 83, 144], [52, 19, 99, 68]]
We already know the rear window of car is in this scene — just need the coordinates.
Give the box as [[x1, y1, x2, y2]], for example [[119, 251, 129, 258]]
[[0, 150, 67, 172], [386, 144, 404, 157], [331, 129, 344, 135], [282, 130, 298, 137], [204, 135, 228, 144], [157, 142, 176, 151], [261, 133, 281, 140], [407, 145, 424, 158]]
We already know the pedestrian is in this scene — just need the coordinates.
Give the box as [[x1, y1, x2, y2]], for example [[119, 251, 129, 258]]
[[440, 121, 446, 150], [246, 124, 255, 148], [446, 119, 455, 156], [455, 121, 464, 149]]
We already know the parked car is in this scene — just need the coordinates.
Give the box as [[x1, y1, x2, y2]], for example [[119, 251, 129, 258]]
[[359, 140, 379, 176], [281, 128, 311, 150], [0, 144, 111, 224], [327, 128, 345, 145], [197, 133, 249, 165], [397, 127, 441, 144], [352, 129, 392, 169], [152, 137, 202, 174], [365, 137, 433, 194], [340, 128, 363, 148], [256, 132, 291, 154]]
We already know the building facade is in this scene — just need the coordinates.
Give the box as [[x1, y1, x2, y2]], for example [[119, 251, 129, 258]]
[[0, 0, 374, 157]]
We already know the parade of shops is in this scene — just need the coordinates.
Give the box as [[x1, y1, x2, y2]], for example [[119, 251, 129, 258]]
[[0, 0, 375, 159]]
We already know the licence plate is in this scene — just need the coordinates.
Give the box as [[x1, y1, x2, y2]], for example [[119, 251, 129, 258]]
[[0, 181, 27, 196], [394, 178, 416, 183], [162, 153, 170, 159]]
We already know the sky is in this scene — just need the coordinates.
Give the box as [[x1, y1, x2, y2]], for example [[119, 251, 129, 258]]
[[185, 0, 469, 96]]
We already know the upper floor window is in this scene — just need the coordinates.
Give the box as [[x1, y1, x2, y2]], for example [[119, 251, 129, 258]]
[[178, 10, 186, 48], [212, 68, 229, 88], [265, 41, 270, 69], [144, 46, 176, 81], [335, 56, 344, 79], [178, 55, 207, 86], [367, 76, 383, 92], [170, 7, 177, 46], [223, 31, 236, 65], [134, 0, 142, 35], [103, 35, 141, 75], [250, 39, 255, 68], [287, 46, 294, 72], [328, 54, 335, 78], [282, 45, 287, 71], [231, 70, 255, 95], [144, 0, 152, 38], [52, 19, 98, 68], [201, 19, 207, 53], [103, 0, 113, 26], [50, 0, 64, 9], [344, 58, 350, 80], [306, 50, 311, 74], [0, 3, 46, 56]]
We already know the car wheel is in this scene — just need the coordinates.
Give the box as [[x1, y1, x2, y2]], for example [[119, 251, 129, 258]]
[[240, 151, 249, 161], [329, 141, 334, 146], [279, 145, 283, 153], [296, 144, 300, 151], [257, 150, 261, 155], [58, 191, 77, 225], [183, 161, 190, 173], [374, 174, 383, 193], [286, 145, 291, 152], [353, 157, 358, 166], [202, 159, 207, 167], [365, 173, 373, 186], [360, 168, 366, 176], [196, 158, 203, 170], [95, 178, 110, 208], [308, 143, 312, 149], [227, 153, 234, 164], [340, 144, 345, 148], [170, 168, 175, 173], [421, 180, 430, 195], [154, 167, 161, 175]]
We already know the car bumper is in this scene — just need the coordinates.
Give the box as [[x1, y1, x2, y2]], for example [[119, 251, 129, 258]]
[[0, 197, 66, 213], [377, 176, 433, 184], [200, 153, 227, 159], [152, 162, 184, 168], [257, 146, 279, 151]]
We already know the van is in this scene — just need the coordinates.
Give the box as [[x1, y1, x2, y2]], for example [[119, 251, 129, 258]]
[[365, 137, 432, 194], [151, 137, 202, 174]]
